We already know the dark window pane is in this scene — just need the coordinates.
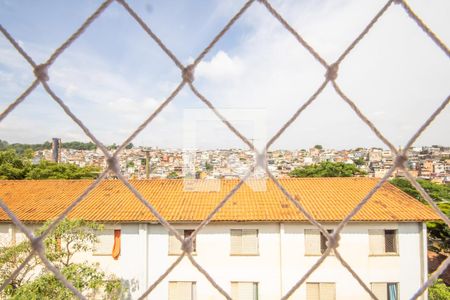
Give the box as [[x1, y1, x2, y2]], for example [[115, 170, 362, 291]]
[[184, 229, 196, 252], [385, 230, 396, 253], [320, 232, 327, 254], [387, 283, 398, 300], [320, 230, 333, 254]]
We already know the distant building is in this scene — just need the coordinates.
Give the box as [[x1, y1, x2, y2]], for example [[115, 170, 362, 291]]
[[51, 137, 61, 163]]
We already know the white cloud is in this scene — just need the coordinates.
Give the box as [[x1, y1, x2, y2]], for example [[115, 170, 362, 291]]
[[196, 51, 244, 81], [190, 0, 450, 149]]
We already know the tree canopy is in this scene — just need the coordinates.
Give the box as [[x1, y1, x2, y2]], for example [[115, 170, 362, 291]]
[[0, 140, 97, 153], [0, 219, 123, 299], [429, 279, 450, 300], [390, 178, 450, 253], [167, 171, 179, 179], [289, 161, 366, 178], [0, 149, 100, 180]]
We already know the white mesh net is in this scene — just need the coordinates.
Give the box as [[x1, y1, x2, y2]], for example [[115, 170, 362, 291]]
[[0, 0, 449, 299]]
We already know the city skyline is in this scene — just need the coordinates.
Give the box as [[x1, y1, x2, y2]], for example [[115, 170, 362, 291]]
[[1, 137, 449, 151], [1, 0, 449, 149]]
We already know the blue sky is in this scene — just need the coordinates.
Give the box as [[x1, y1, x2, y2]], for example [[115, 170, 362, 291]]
[[0, 0, 449, 150]]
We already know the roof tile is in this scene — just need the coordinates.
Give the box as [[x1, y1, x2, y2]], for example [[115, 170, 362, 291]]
[[0, 178, 439, 223]]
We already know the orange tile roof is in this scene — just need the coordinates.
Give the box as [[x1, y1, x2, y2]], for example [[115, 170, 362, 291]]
[[0, 178, 439, 223]]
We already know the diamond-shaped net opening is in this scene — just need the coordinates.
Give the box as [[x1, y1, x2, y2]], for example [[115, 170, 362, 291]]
[[0, 0, 449, 299]]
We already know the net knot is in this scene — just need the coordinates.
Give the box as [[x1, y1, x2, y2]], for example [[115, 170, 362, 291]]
[[182, 236, 194, 253], [394, 0, 403, 4], [326, 233, 340, 249], [395, 154, 408, 169], [31, 237, 45, 254], [326, 63, 339, 80], [107, 156, 121, 174], [182, 64, 195, 83], [34, 64, 49, 82], [255, 152, 266, 169]]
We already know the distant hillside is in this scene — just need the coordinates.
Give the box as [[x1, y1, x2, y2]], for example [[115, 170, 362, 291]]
[[0, 140, 97, 153]]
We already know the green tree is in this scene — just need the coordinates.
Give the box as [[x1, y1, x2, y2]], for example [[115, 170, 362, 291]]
[[26, 160, 100, 180], [314, 145, 323, 150], [390, 178, 450, 252], [429, 279, 450, 300], [0, 219, 123, 299], [0, 240, 41, 295], [62, 141, 96, 151], [0, 149, 31, 179], [0, 150, 100, 180], [0, 140, 52, 154], [107, 143, 118, 150], [167, 171, 179, 179], [205, 162, 213, 171], [289, 162, 366, 178], [125, 143, 133, 150], [352, 157, 366, 166]]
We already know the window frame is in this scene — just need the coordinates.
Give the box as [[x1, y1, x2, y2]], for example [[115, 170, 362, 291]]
[[230, 229, 259, 256], [371, 282, 399, 300], [368, 229, 399, 256], [168, 229, 197, 256], [305, 229, 334, 256], [306, 282, 336, 300], [168, 281, 196, 300], [231, 281, 259, 300], [320, 229, 334, 254], [384, 229, 397, 253], [93, 226, 121, 257]]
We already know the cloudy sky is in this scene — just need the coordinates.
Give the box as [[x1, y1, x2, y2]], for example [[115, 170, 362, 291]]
[[0, 0, 449, 150]]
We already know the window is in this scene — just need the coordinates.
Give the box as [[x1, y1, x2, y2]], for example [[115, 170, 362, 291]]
[[320, 230, 334, 254], [112, 229, 121, 259], [230, 229, 258, 255], [305, 229, 333, 255], [11, 225, 27, 245], [169, 229, 196, 255], [168, 281, 196, 300], [369, 229, 398, 255], [371, 282, 398, 300], [231, 282, 258, 300], [94, 229, 121, 259], [0, 226, 10, 246], [306, 283, 336, 300], [384, 230, 396, 253]]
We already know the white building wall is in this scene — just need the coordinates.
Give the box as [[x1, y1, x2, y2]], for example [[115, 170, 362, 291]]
[[282, 222, 425, 300], [0, 222, 426, 300]]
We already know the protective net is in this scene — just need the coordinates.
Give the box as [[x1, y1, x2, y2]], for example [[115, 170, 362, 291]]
[[0, 0, 449, 299]]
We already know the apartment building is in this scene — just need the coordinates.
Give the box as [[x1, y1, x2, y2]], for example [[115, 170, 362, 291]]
[[0, 178, 439, 300]]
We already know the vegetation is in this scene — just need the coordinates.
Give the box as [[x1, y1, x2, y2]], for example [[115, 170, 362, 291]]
[[0, 139, 97, 153], [61, 141, 96, 150], [289, 161, 366, 178], [352, 157, 366, 166], [205, 161, 213, 171], [390, 178, 450, 253], [313, 144, 323, 150], [0, 149, 100, 180], [167, 171, 179, 179], [0, 219, 123, 299], [0, 139, 52, 154], [429, 279, 450, 300]]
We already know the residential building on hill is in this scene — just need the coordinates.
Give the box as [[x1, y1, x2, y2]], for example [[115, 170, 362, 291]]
[[0, 178, 439, 300]]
